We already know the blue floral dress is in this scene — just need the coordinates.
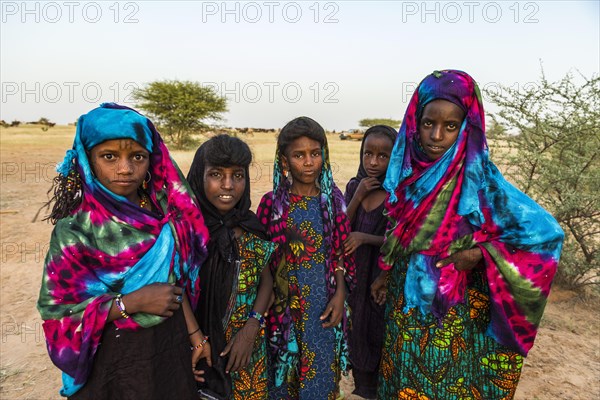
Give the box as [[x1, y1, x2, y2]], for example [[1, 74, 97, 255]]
[[268, 194, 341, 400]]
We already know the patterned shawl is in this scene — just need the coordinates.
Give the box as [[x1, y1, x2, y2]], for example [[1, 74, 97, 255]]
[[256, 134, 356, 385], [37, 103, 209, 396], [381, 70, 564, 356]]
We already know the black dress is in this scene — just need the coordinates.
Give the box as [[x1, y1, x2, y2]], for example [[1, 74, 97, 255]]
[[345, 181, 387, 399], [69, 308, 197, 400]]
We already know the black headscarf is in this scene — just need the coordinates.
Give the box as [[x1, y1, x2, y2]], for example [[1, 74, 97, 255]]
[[186, 136, 265, 399], [347, 125, 398, 235], [354, 125, 398, 183]]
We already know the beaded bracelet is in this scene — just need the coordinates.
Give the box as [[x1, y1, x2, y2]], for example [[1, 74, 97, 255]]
[[248, 310, 266, 328], [191, 336, 209, 351], [115, 294, 130, 319]]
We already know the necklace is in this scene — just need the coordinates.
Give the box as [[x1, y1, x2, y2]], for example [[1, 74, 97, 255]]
[[139, 193, 149, 209]]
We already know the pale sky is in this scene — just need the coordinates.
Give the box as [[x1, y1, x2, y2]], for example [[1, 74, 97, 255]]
[[1, 0, 598, 130]]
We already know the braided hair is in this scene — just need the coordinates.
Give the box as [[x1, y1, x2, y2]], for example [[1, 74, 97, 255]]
[[42, 167, 84, 224]]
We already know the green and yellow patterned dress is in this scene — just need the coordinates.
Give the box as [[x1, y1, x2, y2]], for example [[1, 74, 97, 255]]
[[379, 260, 523, 400], [225, 232, 276, 399]]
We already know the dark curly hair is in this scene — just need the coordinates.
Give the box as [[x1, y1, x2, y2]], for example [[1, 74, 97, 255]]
[[201, 134, 252, 168], [277, 116, 326, 157]]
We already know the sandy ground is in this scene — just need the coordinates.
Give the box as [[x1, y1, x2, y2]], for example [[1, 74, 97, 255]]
[[1, 126, 599, 399]]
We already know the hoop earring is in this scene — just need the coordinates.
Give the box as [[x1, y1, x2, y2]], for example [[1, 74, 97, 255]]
[[142, 171, 151, 190]]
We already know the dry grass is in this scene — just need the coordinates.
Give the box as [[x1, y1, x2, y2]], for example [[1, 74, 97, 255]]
[[1, 125, 598, 400]]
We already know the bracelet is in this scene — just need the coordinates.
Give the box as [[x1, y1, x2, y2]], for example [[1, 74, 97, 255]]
[[191, 336, 209, 351], [334, 266, 346, 274], [248, 310, 266, 328], [188, 327, 201, 336], [115, 294, 130, 319]]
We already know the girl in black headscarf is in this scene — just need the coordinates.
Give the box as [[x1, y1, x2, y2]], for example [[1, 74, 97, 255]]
[[343, 125, 397, 399], [187, 135, 276, 400]]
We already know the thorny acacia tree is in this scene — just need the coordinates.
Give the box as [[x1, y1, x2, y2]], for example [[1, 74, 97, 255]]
[[358, 118, 402, 129], [133, 80, 227, 148], [487, 71, 599, 289]]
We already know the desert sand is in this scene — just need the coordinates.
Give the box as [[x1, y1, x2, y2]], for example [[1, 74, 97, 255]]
[[1, 125, 598, 399]]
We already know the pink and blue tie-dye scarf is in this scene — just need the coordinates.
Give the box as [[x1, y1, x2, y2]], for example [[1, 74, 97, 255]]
[[37, 103, 208, 396], [381, 70, 563, 356]]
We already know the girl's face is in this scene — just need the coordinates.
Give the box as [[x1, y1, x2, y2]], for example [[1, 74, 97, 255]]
[[282, 136, 323, 186], [89, 139, 150, 203], [203, 164, 246, 215], [418, 99, 465, 160], [362, 133, 393, 178]]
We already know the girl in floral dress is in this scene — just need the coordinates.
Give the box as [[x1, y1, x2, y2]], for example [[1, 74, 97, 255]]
[[257, 117, 356, 399]]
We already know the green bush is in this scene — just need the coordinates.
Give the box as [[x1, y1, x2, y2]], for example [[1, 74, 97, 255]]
[[486, 70, 600, 290], [133, 80, 227, 149]]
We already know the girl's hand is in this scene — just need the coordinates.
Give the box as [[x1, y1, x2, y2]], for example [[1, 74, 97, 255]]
[[125, 283, 183, 317], [320, 288, 346, 328], [344, 232, 364, 255], [192, 341, 212, 382], [355, 177, 381, 200], [436, 247, 483, 271], [370, 271, 388, 306], [192, 368, 205, 383], [221, 319, 260, 373]]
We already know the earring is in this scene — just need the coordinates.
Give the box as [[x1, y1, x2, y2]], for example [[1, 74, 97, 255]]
[[142, 171, 151, 190]]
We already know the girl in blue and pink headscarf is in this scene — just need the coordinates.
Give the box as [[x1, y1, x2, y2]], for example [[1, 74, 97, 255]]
[[37, 103, 210, 399], [371, 70, 564, 399]]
